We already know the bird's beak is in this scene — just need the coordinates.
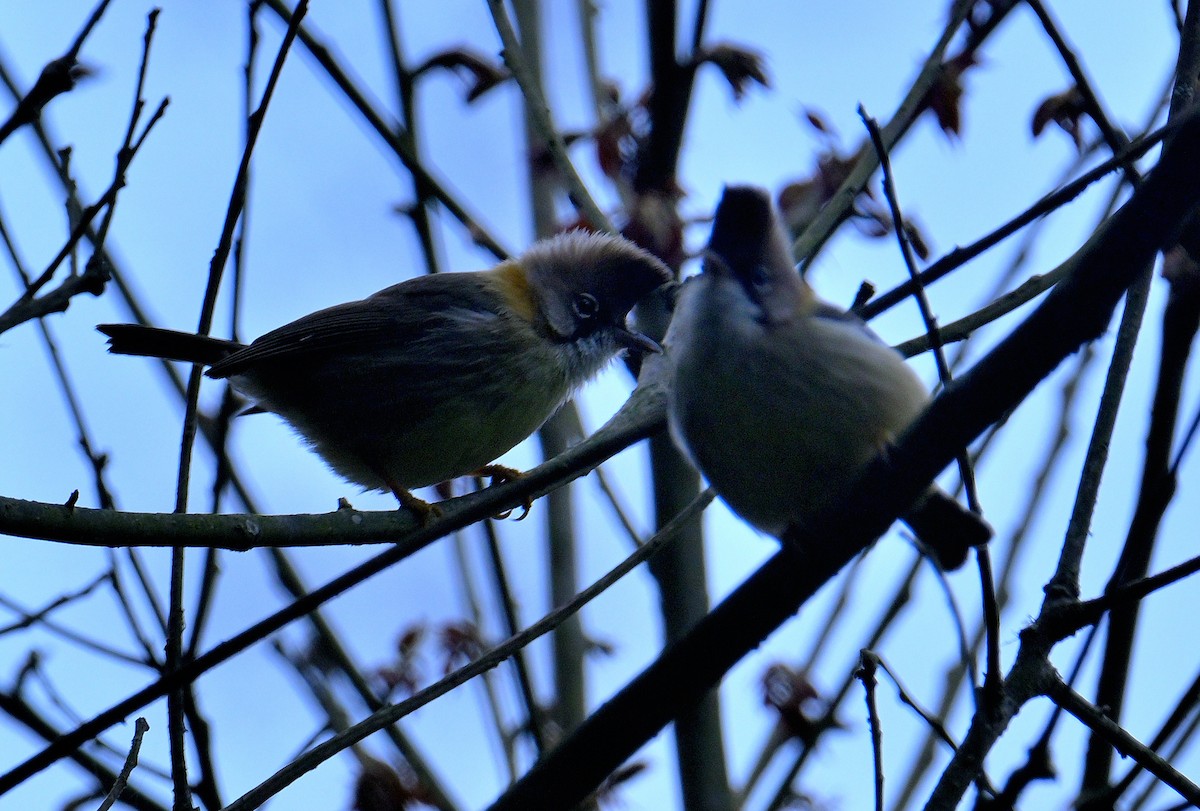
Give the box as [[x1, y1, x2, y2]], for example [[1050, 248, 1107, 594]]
[[701, 249, 735, 277], [613, 324, 663, 354]]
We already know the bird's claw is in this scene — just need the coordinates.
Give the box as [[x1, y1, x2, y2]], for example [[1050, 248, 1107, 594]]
[[473, 464, 532, 520], [390, 487, 442, 525]]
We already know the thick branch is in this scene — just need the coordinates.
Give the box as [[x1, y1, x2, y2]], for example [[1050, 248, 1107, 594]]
[[486, 105, 1200, 811], [0, 374, 664, 549]]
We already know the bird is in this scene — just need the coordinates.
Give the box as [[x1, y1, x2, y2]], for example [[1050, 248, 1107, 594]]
[[664, 185, 990, 569], [99, 230, 672, 519]]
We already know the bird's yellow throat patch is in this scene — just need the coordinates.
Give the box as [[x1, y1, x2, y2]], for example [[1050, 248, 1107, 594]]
[[492, 260, 539, 323]]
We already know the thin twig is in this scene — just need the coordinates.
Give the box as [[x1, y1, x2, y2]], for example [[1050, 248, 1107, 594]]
[[97, 717, 150, 811], [575, 0, 606, 123], [897, 347, 1094, 811], [480, 511, 548, 754], [873, 654, 960, 757], [1039, 552, 1200, 641], [1077, 4, 1200, 788], [166, 6, 308, 803], [0, 97, 168, 335], [873, 650, 1008, 799], [792, 0, 985, 266], [1047, 676, 1200, 807], [1129, 699, 1200, 811], [377, 0, 440, 275], [922, 550, 980, 706], [450, 532, 519, 779], [858, 119, 1173, 323], [858, 651, 886, 811], [892, 260, 1071, 356], [0, 356, 668, 547], [91, 8, 160, 259], [263, 547, 462, 811], [0, 580, 145, 666], [591, 467, 645, 547], [0, 692, 166, 811], [860, 106, 999, 705], [486, 0, 613, 233], [1107, 668, 1200, 808], [1025, 0, 1137, 180], [803, 554, 872, 675], [0, 0, 113, 143], [762, 558, 918, 811], [260, 0, 511, 260], [0, 205, 117, 507], [0, 48, 276, 525], [736, 555, 875, 806], [221, 489, 711, 811]]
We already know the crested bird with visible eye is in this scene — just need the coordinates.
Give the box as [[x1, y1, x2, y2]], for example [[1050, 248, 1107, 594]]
[[100, 230, 672, 519], [664, 185, 991, 568]]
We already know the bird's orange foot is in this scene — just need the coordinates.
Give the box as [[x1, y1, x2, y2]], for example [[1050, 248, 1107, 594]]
[[472, 464, 531, 520], [390, 486, 442, 525]]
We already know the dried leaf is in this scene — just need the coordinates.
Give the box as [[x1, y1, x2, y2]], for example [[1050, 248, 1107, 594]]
[[439, 620, 485, 675], [413, 47, 510, 103], [762, 663, 830, 745], [371, 622, 428, 698], [1162, 244, 1200, 300], [374, 663, 420, 698], [802, 107, 836, 137], [594, 111, 635, 181], [814, 152, 856, 198], [353, 757, 437, 810], [1031, 85, 1088, 149], [922, 51, 979, 138], [763, 663, 819, 709], [602, 84, 655, 188], [622, 190, 686, 268], [902, 218, 932, 260], [778, 179, 824, 236], [777, 151, 857, 235], [588, 636, 617, 657], [354, 758, 409, 811], [397, 623, 426, 656], [696, 42, 770, 101], [851, 208, 892, 239]]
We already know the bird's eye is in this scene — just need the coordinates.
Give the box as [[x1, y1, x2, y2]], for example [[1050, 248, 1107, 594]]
[[749, 265, 772, 289], [572, 292, 600, 320]]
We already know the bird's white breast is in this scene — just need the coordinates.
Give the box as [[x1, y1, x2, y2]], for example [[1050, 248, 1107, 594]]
[[665, 274, 929, 536]]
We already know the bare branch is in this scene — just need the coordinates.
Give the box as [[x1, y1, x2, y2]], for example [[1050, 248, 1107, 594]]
[[488, 103, 1200, 811], [1049, 676, 1200, 807], [96, 717, 150, 811], [221, 489, 712, 811]]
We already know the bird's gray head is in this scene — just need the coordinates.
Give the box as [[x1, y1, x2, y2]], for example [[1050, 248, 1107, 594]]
[[522, 230, 672, 351], [703, 185, 809, 324]]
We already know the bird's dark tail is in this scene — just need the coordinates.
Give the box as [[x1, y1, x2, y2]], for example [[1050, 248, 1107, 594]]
[[97, 324, 241, 366], [901, 488, 992, 570]]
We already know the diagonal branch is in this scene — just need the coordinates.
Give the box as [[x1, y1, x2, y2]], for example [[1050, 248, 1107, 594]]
[[486, 103, 1200, 811], [260, 0, 511, 260], [220, 489, 713, 811], [0, 0, 112, 144]]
